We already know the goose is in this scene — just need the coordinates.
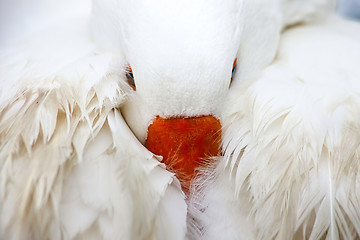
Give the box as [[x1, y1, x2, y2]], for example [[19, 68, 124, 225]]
[[1, 0, 360, 239]]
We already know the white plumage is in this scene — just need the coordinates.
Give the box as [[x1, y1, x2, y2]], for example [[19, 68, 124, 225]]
[[1, 0, 360, 239], [191, 15, 360, 240]]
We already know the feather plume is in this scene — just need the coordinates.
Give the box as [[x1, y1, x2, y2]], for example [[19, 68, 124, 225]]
[[0, 18, 186, 240], [189, 15, 360, 240]]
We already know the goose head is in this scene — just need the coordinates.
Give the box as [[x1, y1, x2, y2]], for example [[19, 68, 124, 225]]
[[90, 0, 329, 192]]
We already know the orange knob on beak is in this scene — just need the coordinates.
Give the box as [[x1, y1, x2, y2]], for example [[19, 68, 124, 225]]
[[145, 115, 222, 194]]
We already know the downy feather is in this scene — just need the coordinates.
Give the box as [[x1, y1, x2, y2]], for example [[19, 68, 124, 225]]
[[0, 16, 186, 240], [189, 14, 360, 240]]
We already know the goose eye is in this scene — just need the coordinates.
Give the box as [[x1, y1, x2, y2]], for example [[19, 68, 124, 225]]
[[229, 58, 237, 88], [126, 65, 136, 90]]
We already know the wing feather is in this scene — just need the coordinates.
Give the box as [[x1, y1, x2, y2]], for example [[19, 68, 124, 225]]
[[190, 15, 360, 240], [0, 17, 186, 240]]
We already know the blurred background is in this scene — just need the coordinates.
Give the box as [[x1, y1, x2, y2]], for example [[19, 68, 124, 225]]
[[338, 0, 360, 19], [0, 0, 359, 48], [0, 0, 90, 48]]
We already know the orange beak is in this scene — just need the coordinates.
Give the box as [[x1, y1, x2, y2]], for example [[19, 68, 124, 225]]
[[145, 115, 222, 194]]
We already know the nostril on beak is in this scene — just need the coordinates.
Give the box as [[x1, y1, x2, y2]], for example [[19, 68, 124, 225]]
[[145, 115, 222, 194]]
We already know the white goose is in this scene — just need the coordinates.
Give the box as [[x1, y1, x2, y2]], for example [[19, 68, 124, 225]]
[[1, 0, 360, 239]]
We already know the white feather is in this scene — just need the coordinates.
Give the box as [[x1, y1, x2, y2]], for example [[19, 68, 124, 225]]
[[190, 14, 360, 239], [0, 15, 186, 239]]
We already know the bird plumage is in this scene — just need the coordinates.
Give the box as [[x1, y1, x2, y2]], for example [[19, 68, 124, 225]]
[[0, 16, 187, 239], [0, 0, 360, 239], [190, 14, 360, 240]]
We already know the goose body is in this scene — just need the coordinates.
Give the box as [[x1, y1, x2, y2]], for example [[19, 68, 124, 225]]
[[1, 0, 360, 239]]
